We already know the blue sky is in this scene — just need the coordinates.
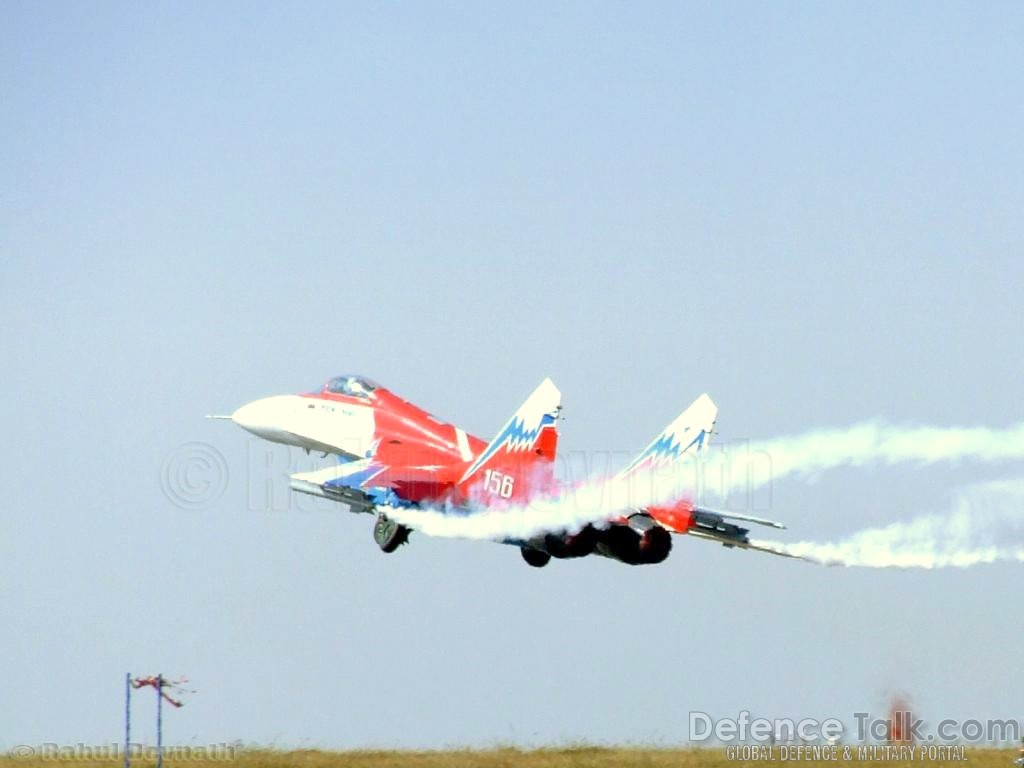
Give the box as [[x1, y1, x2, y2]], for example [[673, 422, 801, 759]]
[[2, 1, 1023, 749]]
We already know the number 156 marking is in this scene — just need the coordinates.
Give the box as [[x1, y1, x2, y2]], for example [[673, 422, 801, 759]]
[[483, 469, 515, 499]]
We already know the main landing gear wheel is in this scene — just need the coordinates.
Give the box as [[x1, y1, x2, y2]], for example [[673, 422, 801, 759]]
[[374, 513, 410, 553], [520, 547, 551, 568]]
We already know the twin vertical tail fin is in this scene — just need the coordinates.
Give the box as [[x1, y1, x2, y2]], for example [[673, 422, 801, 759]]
[[456, 384, 713, 509], [610, 393, 718, 534], [457, 377, 561, 504], [618, 393, 718, 479]]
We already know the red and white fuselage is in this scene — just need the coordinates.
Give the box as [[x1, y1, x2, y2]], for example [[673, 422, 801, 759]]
[[218, 375, 788, 565]]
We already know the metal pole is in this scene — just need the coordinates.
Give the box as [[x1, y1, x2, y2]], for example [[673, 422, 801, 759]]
[[156, 674, 163, 768], [124, 673, 131, 768]]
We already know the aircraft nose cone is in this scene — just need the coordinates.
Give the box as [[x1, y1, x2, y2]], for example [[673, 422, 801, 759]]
[[230, 395, 302, 441], [231, 396, 289, 436], [230, 401, 262, 431]]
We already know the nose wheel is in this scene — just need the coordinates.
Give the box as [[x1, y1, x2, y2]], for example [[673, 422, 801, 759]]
[[374, 513, 410, 553]]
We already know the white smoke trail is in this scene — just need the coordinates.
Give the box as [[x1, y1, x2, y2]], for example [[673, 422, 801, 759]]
[[381, 468, 650, 541], [383, 420, 1024, 543], [744, 421, 1024, 480], [753, 479, 1024, 568]]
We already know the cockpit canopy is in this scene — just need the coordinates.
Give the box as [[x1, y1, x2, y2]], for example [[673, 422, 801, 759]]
[[321, 374, 380, 399]]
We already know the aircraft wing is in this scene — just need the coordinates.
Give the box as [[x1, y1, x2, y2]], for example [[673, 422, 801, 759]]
[[289, 458, 449, 515], [683, 506, 817, 561], [289, 460, 381, 515]]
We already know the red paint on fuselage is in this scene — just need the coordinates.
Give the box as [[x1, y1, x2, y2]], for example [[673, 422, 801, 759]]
[[300, 382, 555, 506], [303, 387, 486, 466]]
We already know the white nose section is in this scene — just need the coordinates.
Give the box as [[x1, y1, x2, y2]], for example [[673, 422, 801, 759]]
[[228, 393, 376, 458], [231, 395, 297, 437]]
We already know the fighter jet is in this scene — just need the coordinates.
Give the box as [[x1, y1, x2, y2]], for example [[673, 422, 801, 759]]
[[212, 375, 788, 566]]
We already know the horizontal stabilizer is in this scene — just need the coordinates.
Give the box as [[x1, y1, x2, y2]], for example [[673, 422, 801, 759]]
[[688, 529, 816, 562]]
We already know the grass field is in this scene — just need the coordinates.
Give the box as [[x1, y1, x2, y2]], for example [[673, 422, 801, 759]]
[[2, 747, 1018, 768]]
